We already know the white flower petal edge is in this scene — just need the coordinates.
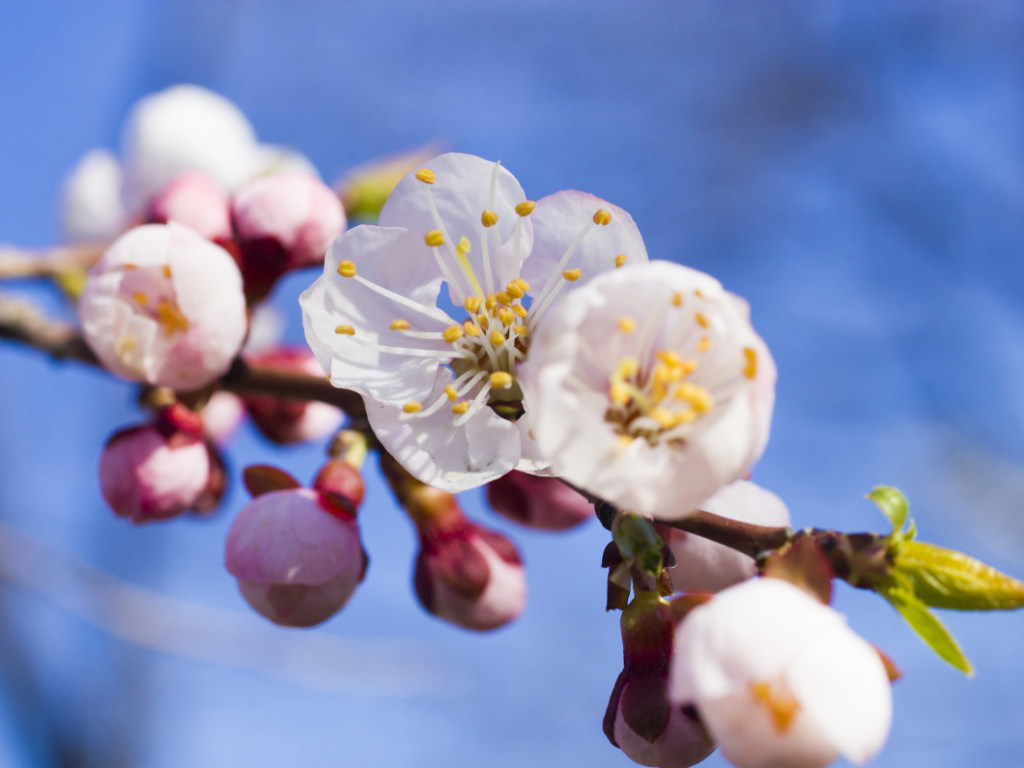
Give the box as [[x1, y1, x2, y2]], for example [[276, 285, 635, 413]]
[[669, 579, 892, 768], [518, 260, 774, 519], [300, 152, 647, 492]]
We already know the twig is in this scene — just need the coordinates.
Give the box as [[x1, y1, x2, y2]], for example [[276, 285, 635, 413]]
[[0, 245, 103, 281]]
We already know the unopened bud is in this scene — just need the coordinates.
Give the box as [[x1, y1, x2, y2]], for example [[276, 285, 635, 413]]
[[148, 172, 232, 241], [486, 471, 593, 530]]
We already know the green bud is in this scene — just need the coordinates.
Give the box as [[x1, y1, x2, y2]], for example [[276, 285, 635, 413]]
[[895, 540, 1024, 611], [879, 577, 973, 675], [868, 485, 909, 533]]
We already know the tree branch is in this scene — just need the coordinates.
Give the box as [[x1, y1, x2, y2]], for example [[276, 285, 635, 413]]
[[0, 245, 103, 281]]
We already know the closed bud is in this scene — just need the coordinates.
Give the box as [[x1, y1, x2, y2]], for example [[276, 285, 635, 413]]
[[414, 516, 526, 632], [225, 487, 367, 627], [148, 172, 232, 242], [242, 348, 344, 444], [99, 404, 210, 523], [486, 471, 593, 530]]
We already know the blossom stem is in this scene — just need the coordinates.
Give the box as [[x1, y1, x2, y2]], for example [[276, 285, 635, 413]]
[[0, 244, 103, 280]]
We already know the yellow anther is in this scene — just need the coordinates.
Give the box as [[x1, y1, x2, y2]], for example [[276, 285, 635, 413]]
[[390, 319, 411, 331], [614, 358, 639, 379], [593, 209, 612, 226], [743, 346, 758, 379], [443, 325, 464, 343], [414, 168, 436, 184], [695, 312, 709, 329], [464, 296, 481, 314], [476, 313, 490, 329], [513, 324, 529, 336], [162, 265, 173, 279], [123, 263, 138, 270], [697, 336, 712, 352], [650, 408, 677, 429], [456, 236, 472, 255], [750, 680, 801, 734], [497, 307, 515, 326], [617, 316, 637, 333], [156, 300, 189, 334], [618, 434, 635, 449], [511, 278, 531, 293], [337, 260, 357, 277], [451, 402, 470, 415], [515, 201, 535, 217], [489, 371, 514, 389], [484, 295, 497, 310], [489, 329, 506, 346], [656, 350, 683, 368], [495, 291, 513, 306], [444, 385, 458, 401], [463, 320, 481, 337], [562, 268, 581, 281], [610, 382, 631, 406], [512, 304, 528, 318], [694, 289, 705, 298], [481, 209, 499, 227], [335, 324, 355, 335], [615, 254, 627, 268], [131, 292, 149, 306], [424, 230, 445, 247], [671, 291, 683, 307], [675, 383, 714, 413], [506, 282, 524, 299], [402, 401, 423, 414]]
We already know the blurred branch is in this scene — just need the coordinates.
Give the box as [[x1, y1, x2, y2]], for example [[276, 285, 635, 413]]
[[0, 244, 103, 281]]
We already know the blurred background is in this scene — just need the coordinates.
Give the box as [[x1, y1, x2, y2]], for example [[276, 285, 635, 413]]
[[1, 1, 1023, 766]]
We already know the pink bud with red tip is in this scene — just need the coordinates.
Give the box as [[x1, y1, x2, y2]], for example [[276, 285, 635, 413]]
[[99, 404, 210, 524], [242, 348, 344, 444], [225, 466, 366, 627], [604, 593, 716, 768], [231, 172, 345, 300], [487, 471, 593, 530], [414, 515, 526, 632], [147, 172, 232, 242]]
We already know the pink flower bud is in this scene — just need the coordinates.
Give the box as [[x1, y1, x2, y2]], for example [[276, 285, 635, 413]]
[[604, 594, 716, 768], [200, 391, 246, 444], [242, 348, 344, 444], [79, 222, 248, 391], [225, 488, 367, 627], [414, 519, 526, 632], [659, 481, 791, 593], [99, 404, 210, 523], [669, 578, 892, 768], [231, 172, 345, 300], [147, 172, 232, 241], [486, 471, 593, 530]]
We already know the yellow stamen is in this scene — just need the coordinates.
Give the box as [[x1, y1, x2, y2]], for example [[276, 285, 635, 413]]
[[695, 312, 709, 328], [424, 230, 445, 247], [162, 265, 173, 279], [444, 385, 458, 401], [615, 254, 627, 268], [562, 268, 581, 281], [131, 292, 148, 306], [442, 325, 464, 343], [694, 289, 705, 298], [617, 316, 636, 333], [511, 278, 530, 293], [671, 291, 683, 306], [593, 209, 612, 226], [489, 371, 514, 389], [512, 304, 528, 318], [484, 295, 497, 311], [489, 330, 505, 346], [743, 346, 758, 379], [414, 168, 436, 184], [675, 383, 714, 413], [451, 402, 470, 415], [495, 291, 513, 306], [123, 264, 138, 270], [515, 201, 535, 217], [513, 324, 529, 336], [750, 680, 801, 733], [403, 401, 423, 414], [506, 281, 524, 299], [618, 434, 635, 449], [464, 296, 481, 313], [697, 337, 712, 352], [156, 300, 189, 334], [656, 350, 683, 368], [481, 209, 499, 227], [454, 236, 485, 299], [476, 313, 490, 329], [463, 320, 481, 337], [335, 324, 355, 335], [337, 260, 356, 277], [390, 319, 411, 331], [497, 308, 515, 326]]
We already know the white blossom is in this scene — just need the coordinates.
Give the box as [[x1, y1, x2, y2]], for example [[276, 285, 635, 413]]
[[301, 152, 647, 491]]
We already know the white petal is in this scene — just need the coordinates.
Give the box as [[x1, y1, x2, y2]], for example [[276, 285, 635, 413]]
[[61, 149, 128, 244]]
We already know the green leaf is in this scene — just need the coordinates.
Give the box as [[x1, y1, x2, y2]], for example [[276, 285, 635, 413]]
[[897, 541, 1024, 611], [880, 580, 974, 675], [867, 486, 908, 533]]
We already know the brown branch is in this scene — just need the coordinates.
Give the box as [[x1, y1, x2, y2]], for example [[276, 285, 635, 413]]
[[0, 291, 365, 416], [0, 245, 103, 281], [660, 511, 794, 559]]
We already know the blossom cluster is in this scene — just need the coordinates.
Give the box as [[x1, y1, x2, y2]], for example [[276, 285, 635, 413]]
[[55, 86, 975, 768]]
